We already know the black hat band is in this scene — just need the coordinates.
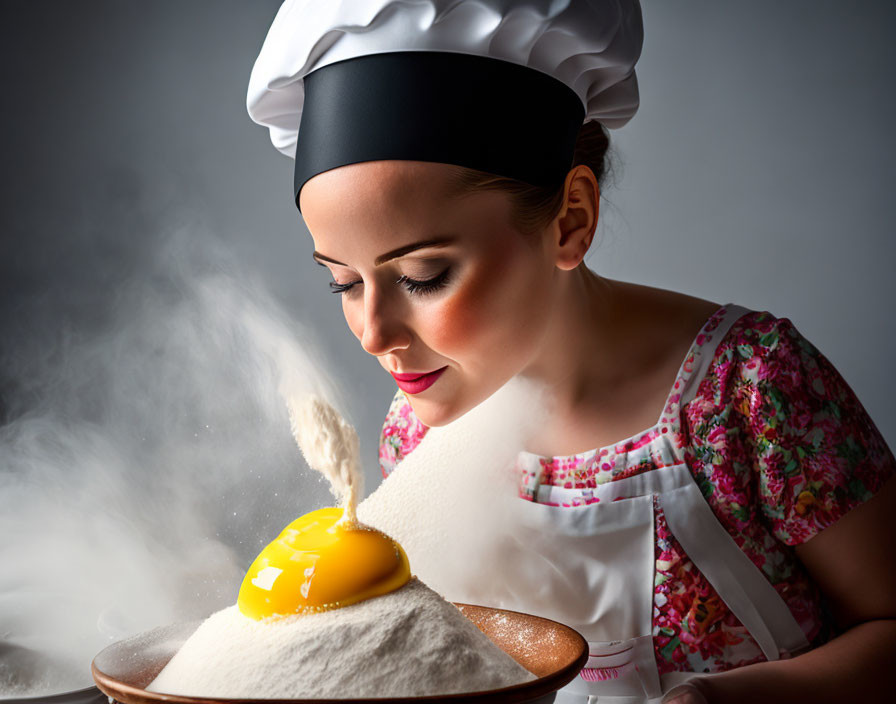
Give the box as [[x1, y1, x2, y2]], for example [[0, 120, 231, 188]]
[[294, 51, 585, 211]]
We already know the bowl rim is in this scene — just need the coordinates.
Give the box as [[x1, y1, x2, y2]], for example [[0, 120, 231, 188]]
[[91, 602, 589, 704]]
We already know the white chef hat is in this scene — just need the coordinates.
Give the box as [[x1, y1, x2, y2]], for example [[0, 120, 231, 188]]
[[247, 0, 643, 211]]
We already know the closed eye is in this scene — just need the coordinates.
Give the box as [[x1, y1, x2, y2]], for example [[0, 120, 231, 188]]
[[397, 268, 451, 295], [327, 268, 451, 296], [329, 280, 360, 294]]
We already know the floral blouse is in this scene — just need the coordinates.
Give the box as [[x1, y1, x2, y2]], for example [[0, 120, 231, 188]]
[[378, 306, 896, 674]]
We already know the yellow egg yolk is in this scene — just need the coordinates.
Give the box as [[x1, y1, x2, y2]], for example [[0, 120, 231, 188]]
[[238, 507, 411, 620]]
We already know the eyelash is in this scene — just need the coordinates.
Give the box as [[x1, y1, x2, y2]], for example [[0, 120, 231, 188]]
[[329, 269, 451, 296]]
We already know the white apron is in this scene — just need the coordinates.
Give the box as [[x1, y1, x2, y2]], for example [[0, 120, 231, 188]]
[[423, 304, 810, 703]]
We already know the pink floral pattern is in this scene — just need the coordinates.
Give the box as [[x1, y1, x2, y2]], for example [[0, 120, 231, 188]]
[[379, 390, 429, 477], [378, 306, 896, 675]]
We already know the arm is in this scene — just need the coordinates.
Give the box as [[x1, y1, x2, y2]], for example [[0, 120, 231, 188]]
[[671, 474, 896, 704]]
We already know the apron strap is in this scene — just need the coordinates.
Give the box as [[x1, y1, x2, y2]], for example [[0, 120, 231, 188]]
[[677, 304, 751, 409], [662, 305, 812, 660], [658, 470, 811, 660]]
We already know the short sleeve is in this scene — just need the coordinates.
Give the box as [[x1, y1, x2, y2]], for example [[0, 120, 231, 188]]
[[378, 389, 429, 478], [728, 314, 896, 545]]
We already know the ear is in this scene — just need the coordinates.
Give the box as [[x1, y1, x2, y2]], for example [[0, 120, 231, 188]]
[[553, 165, 600, 271]]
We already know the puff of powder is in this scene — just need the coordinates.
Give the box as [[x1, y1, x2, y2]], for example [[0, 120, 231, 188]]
[[146, 578, 535, 698]]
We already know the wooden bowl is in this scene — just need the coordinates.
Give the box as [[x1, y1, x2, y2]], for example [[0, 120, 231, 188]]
[[91, 603, 587, 704]]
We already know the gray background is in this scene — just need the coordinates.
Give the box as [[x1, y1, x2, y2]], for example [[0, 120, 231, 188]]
[[0, 1, 894, 691], [4, 0, 893, 465]]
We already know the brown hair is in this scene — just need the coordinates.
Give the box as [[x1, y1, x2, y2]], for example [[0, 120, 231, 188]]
[[446, 120, 610, 236]]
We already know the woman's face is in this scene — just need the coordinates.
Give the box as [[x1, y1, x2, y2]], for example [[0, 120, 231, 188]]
[[300, 160, 559, 427]]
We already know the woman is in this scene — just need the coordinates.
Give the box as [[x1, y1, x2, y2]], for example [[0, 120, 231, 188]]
[[248, 1, 896, 701]]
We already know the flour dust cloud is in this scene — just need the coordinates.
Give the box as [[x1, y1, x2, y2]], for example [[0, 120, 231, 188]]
[[358, 377, 550, 603], [0, 231, 346, 698]]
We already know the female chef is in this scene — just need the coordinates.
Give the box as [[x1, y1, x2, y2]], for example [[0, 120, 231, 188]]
[[246, 1, 896, 702]]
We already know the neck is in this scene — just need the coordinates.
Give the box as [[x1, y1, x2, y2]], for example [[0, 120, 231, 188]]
[[520, 264, 620, 418]]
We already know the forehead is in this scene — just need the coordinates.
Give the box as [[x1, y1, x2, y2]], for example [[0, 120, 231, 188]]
[[300, 160, 510, 253]]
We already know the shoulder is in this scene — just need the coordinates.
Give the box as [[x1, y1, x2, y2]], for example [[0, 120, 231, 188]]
[[716, 308, 808, 363], [688, 307, 896, 544], [692, 306, 876, 451], [703, 308, 854, 415], [683, 308, 819, 412], [378, 389, 429, 478]]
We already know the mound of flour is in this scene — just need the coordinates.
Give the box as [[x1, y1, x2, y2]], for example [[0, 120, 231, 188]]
[[147, 578, 534, 698]]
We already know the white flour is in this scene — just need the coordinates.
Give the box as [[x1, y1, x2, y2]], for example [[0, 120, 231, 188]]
[[146, 388, 541, 698], [357, 378, 547, 606], [147, 578, 534, 698]]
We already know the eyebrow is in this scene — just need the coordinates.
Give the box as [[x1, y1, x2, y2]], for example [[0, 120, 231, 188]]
[[312, 237, 457, 268]]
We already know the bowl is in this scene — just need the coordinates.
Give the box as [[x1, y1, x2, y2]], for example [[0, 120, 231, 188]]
[[91, 603, 588, 704]]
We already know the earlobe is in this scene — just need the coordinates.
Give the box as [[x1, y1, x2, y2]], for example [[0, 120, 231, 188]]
[[554, 166, 599, 271]]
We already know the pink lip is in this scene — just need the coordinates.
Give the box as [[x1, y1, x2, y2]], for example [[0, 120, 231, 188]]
[[390, 367, 447, 394]]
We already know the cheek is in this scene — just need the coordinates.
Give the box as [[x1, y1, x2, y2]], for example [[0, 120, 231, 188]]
[[432, 271, 498, 344], [427, 243, 549, 357]]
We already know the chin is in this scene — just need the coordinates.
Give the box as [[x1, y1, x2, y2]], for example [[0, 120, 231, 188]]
[[405, 397, 467, 428], [406, 385, 501, 428]]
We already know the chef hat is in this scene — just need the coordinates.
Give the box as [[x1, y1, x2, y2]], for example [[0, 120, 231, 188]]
[[247, 0, 643, 211]]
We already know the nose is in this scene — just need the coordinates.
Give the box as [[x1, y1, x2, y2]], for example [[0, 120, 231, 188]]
[[358, 284, 411, 357]]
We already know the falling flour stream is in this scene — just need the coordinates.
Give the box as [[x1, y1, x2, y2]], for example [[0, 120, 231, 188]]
[[286, 395, 362, 527]]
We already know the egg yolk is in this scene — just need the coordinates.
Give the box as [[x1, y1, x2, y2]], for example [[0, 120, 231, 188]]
[[238, 507, 411, 620]]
